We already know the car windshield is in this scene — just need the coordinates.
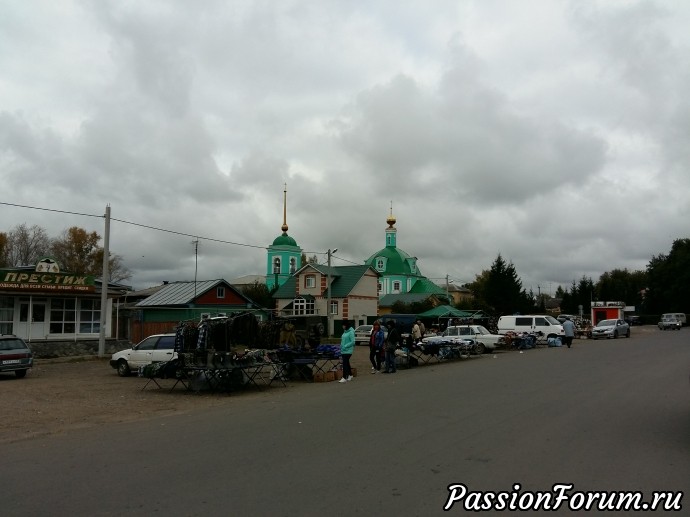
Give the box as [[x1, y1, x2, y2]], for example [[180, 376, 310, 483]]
[[597, 320, 616, 327], [0, 338, 29, 351], [475, 326, 490, 335], [545, 316, 560, 325]]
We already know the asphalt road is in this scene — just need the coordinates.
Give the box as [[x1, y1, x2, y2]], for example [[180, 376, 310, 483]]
[[3, 327, 689, 516]]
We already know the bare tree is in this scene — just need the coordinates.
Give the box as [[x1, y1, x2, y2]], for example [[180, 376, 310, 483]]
[[5, 224, 51, 266], [0, 232, 9, 267]]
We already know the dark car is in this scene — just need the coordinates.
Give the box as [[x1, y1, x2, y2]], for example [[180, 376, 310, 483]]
[[0, 335, 34, 378]]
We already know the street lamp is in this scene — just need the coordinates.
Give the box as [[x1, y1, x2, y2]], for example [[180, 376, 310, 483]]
[[326, 248, 337, 337]]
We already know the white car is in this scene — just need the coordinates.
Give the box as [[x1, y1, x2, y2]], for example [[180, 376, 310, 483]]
[[422, 325, 505, 354], [110, 334, 177, 376]]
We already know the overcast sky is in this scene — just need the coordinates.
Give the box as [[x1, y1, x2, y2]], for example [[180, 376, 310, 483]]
[[2, 0, 689, 294]]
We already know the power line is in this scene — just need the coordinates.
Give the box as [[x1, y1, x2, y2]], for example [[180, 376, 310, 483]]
[[0, 201, 102, 219], [0, 200, 352, 256], [0, 200, 267, 250]]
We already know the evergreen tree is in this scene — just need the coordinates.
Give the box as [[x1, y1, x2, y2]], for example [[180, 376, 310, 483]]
[[645, 238, 690, 314]]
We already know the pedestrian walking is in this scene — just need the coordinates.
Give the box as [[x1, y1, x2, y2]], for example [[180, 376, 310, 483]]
[[562, 317, 576, 348], [369, 321, 385, 373], [383, 320, 401, 373], [339, 320, 356, 382]]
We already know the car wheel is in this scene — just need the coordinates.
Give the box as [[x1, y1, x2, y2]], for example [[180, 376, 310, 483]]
[[475, 342, 486, 355], [613, 331, 618, 339], [117, 360, 131, 377], [626, 329, 630, 338], [15, 369, 27, 378]]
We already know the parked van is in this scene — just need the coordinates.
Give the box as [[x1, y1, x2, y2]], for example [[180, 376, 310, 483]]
[[497, 315, 564, 338], [661, 313, 686, 326]]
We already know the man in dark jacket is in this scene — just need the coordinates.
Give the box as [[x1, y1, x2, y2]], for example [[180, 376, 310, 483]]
[[383, 320, 401, 373]]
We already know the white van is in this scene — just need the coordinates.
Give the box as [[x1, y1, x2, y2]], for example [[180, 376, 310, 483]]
[[661, 313, 686, 326], [497, 315, 564, 338]]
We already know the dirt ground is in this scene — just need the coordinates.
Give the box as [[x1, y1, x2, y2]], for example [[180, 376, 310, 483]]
[[0, 347, 377, 445]]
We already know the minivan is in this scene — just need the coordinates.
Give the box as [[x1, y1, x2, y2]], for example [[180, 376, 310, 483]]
[[661, 313, 686, 326], [497, 315, 564, 338]]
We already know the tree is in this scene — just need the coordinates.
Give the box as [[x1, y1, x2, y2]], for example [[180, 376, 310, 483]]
[[0, 232, 8, 267], [50, 226, 130, 282], [301, 253, 319, 266], [596, 268, 647, 309], [645, 238, 690, 314], [242, 281, 275, 310], [4, 224, 51, 266], [479, 254, 531, 315]]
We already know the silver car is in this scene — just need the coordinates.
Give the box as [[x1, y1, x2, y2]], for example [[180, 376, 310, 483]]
[[591, 319, 630, 339], [658, 316, 682, 331]]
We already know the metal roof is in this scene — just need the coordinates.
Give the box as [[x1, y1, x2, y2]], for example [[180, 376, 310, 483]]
[[135, 280, 233, 307]]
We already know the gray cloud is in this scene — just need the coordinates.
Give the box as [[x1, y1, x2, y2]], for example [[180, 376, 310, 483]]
[[1, 0, 689, 293]]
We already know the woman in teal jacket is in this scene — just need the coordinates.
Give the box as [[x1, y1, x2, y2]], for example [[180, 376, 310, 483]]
[[339, 320, 356, 383]]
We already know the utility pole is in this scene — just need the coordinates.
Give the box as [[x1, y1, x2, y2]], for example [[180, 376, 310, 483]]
[[192, 238, 199, 300], [326, 248, 337, 337], [446, 274, 450, 304], [98, 204, 111, 358]]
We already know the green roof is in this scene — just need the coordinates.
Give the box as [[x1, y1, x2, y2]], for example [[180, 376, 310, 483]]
[[416, 305, 474, 319], [379, 293, 434, 307], [364, 246, 419, 276], [408, 277, 446, 295]]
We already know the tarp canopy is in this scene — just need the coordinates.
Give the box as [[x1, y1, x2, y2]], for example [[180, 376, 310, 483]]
[[416, 305, 474, 319]]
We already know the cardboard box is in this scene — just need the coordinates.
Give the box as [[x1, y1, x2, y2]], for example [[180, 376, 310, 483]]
[[324, 371, 336, 382], [333, 369, 343, 380], [351, 368, 357, 377], [313, 372, 326, 382]]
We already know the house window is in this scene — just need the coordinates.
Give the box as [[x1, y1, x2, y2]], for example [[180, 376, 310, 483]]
[[273, 257, 281, 274], [289, 257, 296, 274], [0, 296, 14, 335], [330, 300, 338, 315], [217, 287, 225, 299], [376, 258, 384, 270], [392, 281, 401, 292], [79, 299, 101, 333], [293, 298, 315, 315], [377, 281, 383, 293], [49, 298, 76, 334], [305, 274, 316, 288]]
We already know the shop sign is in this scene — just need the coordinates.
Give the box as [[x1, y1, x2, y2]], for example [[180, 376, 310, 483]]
[[0, 270, 96, 293]]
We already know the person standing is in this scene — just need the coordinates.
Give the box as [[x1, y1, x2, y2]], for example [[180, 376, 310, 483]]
[[562, 317, 576, 348], [418, 320, 426, 338], [369, 321, 385, 373], [411, 320, 421, 343], [339, 320, 356, 382], [383, 320, 401, 373]]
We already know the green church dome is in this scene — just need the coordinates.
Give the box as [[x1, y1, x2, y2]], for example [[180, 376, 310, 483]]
[[272, 232, 298, 247]]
